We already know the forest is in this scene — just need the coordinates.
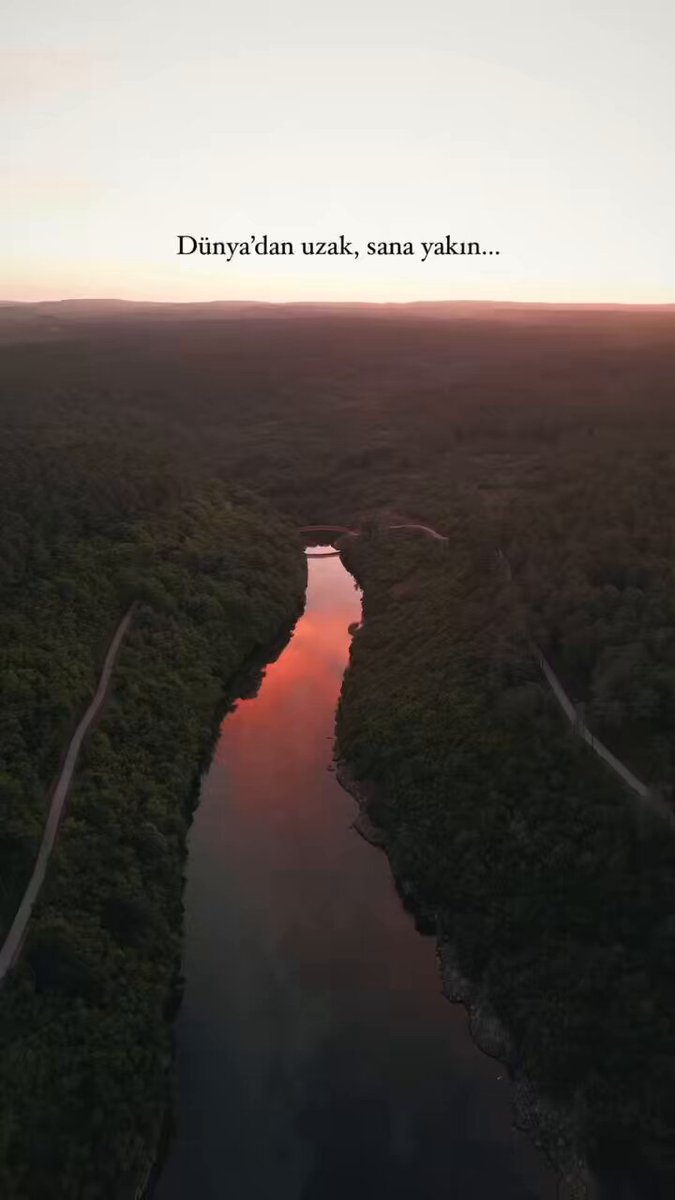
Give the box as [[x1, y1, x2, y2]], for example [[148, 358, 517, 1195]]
[[337, 528, 675, 1194], [0, 396, 306, 1196], [1, 299, 675, 1195]]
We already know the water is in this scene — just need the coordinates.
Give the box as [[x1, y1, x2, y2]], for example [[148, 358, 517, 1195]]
[[157, 551, 556, 1200]]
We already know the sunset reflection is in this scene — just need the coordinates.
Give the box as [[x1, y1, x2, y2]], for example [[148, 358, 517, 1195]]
[[159, 552, 556, 1200], [215, 556, 361, 790]]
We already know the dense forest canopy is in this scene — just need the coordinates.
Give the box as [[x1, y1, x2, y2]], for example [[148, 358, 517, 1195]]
[[1, 301, 675, 1196], [337, 529, 675, 1193], [0, 477, 306, 1198]]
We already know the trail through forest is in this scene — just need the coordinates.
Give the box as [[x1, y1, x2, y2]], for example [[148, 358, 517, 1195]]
[[0, 609, 134, 984]]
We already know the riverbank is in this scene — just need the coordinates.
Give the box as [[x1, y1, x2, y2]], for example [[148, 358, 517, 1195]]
[[141, 610, 308, 1200], [335, 530, 675, 1197], [335, 759, 592, 1200]]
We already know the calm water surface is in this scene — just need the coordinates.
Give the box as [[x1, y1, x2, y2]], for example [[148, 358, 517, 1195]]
[[157, 552, 557, 1200]]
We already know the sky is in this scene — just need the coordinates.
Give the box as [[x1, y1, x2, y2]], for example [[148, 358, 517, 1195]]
[[3, 1, 674, 303]]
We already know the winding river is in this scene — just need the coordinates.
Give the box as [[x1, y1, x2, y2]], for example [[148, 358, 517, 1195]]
[[157, 550, 556, 1200]]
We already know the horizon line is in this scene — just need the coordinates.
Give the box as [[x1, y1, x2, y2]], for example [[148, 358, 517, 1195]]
[[2, 296, 674, 311]]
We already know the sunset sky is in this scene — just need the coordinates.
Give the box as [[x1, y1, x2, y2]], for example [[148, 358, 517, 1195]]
[[3, 1, 673, 303]]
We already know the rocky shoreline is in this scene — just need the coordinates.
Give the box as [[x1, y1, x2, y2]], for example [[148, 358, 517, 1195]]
[[335, 758, 595, 1200]]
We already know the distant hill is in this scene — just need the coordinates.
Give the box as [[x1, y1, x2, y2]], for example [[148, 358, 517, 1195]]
[[0, 296, 673, 346]]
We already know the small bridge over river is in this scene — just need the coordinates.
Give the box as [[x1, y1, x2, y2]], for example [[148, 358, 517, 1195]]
[[300, 527, 357, 557]]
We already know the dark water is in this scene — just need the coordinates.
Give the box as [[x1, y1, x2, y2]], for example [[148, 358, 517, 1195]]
[[157, 552, 557, 1200]]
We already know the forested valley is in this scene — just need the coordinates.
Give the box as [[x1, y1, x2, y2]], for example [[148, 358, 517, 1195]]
[[0, 399, 306, 1196], [1, 300, 675, 1196]]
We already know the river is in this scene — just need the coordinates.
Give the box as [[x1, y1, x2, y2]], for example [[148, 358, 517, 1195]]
[[157, 549, 557, 1200]]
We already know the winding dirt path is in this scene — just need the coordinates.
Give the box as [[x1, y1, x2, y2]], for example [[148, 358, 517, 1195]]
[[0, 608, 134, 983], [534, 645, 672, 821], [497, 552, 670, 818]]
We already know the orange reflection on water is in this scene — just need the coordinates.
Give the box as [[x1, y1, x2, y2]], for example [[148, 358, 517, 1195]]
[[215, 557, 361, 806], [159, 551, 559, 1200]]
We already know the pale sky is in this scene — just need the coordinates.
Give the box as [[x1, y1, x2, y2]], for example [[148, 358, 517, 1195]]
[[3, 1, 673, 303]]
